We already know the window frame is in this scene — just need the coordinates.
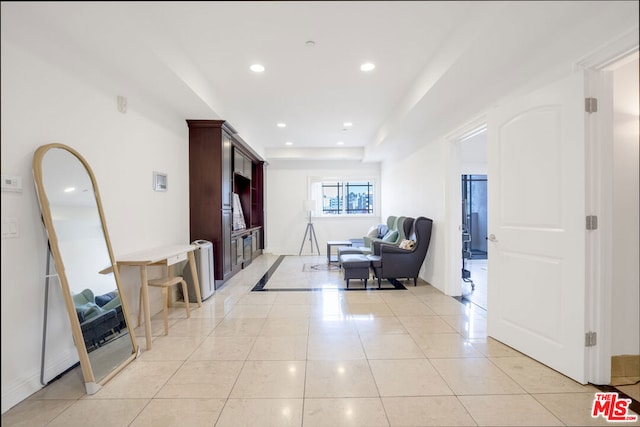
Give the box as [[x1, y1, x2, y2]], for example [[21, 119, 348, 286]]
[[308, 176, 379, 218]]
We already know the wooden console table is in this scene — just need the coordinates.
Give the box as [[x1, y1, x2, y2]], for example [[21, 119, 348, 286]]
[[115, 244, 203, 350]]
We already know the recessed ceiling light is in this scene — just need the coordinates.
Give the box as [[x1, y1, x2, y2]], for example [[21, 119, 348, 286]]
[[250, 64, 265, 73], [285, 141, 293, 146], [343, 122, 353, 127], [305, 40, 316, 47], [277, 122, 287, 128], [360, 62, 375, 72], [64, 187, 76, 193], [337, 141, 344, 146]]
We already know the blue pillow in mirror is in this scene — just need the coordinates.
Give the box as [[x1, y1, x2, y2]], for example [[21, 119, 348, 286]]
[[95, 291, 118, 307]]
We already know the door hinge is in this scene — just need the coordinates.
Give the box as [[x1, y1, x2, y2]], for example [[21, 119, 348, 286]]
[[585, 331, 597, 347], [586, 215, 598, 231], [585, 97, 598, 113]]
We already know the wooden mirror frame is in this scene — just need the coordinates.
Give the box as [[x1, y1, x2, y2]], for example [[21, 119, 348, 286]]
[[33, 143, 138, 394]]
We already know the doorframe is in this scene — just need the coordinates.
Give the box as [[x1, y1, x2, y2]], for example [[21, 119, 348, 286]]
[[444, 117, 487, 297], [576, 46, 638, 384], [575, 27, 638, 383]]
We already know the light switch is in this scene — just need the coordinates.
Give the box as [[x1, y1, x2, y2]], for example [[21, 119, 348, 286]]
[[1, 218, 19, 239], [1, 175, 22, 192]]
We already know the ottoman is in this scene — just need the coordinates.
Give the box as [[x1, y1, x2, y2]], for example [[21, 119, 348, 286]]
[[339, 254, 371, 288], [337, 246, 372, 266]]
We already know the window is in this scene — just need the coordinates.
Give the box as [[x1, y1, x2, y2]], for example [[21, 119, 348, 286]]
[[312, 180, 374, 215]]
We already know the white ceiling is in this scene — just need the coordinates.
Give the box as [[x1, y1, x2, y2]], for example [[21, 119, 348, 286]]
[[2, 1, 638, 162]]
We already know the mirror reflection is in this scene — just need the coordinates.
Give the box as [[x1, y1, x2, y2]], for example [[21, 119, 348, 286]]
[[33, 144, 138, 392]]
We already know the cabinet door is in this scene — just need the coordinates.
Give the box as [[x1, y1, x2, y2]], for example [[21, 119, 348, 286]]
[[239, 236, 246, 264], [222, 209, 232, 275], [222, 133, 233, 209], [252, 229, 260, 252], [231, 237, 243, 268]]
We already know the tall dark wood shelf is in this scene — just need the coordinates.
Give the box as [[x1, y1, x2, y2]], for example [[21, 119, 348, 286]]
[[187, 119, 264, 287]]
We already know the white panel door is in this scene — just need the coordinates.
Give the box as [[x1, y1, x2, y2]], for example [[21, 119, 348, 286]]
[[487, 71, 587, 383]]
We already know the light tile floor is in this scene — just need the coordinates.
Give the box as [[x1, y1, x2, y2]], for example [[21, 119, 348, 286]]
[[3, 254, 639, 426], [461, 258, 487, 310]]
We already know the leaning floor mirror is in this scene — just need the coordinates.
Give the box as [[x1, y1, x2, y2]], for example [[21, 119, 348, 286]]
[[33, 143, 139, 394]]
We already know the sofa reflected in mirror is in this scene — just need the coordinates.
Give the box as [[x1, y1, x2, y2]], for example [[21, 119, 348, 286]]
[[73, 288, 126, 351]]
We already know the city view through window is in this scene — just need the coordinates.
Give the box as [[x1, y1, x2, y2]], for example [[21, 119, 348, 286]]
[[321, 181, 373, 214]]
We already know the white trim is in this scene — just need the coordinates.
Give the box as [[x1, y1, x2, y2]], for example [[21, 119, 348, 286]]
[[443, 117, 488, 297], [584, 68, 614, 385], [458, 123, 488, 143], [444, 137, 463, 297], [578, 36, 639, 384], [445, 116, 488, 142], [574, 27, 639, 71]]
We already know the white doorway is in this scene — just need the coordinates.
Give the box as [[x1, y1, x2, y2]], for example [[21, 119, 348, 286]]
[[460, 130, 488, 310], [461, 174, 488, 309]]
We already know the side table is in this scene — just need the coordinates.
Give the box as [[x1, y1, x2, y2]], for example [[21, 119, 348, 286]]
[[326, 240, 353, 264]]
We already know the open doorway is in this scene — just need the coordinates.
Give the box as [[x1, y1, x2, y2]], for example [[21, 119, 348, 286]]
[[459, 129, 488, 310], [461, 174, 488, 308]]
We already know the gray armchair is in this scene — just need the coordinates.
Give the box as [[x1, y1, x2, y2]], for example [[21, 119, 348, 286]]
[[368, 216, 433, 287], [363, 215, 398, 249], [372, 217, 414, 255]]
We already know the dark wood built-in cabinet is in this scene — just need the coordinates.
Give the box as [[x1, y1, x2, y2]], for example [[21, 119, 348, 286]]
[[187, 120, 265, 287]]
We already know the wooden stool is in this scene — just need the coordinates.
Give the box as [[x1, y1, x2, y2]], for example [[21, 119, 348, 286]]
[[138, 276, 190, 335]]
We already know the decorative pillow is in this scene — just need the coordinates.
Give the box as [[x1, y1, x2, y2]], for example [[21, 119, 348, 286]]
[[382, 230, 399, 242], [366, 225, 379, 238], [75, 302, 103, 322], [378, 224, 389, 238], [95, 290, 118, 307], [399, 239, 415, 250]]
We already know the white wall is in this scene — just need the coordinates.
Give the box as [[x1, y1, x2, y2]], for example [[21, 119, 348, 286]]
[[1, 39, 192, 413], [611, 58, 639, 356], [264, 159, 381, 255], [380, 139, 446, 291], [460, 131, 487, 175]]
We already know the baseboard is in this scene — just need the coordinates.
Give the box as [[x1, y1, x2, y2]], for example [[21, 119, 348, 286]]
[[1, 350, 78, 414]]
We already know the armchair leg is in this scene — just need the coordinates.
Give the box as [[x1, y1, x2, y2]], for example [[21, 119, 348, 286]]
[[346, 279, 350, 289], [413, 277, 417, 286], [377, 277, 381, 289]]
